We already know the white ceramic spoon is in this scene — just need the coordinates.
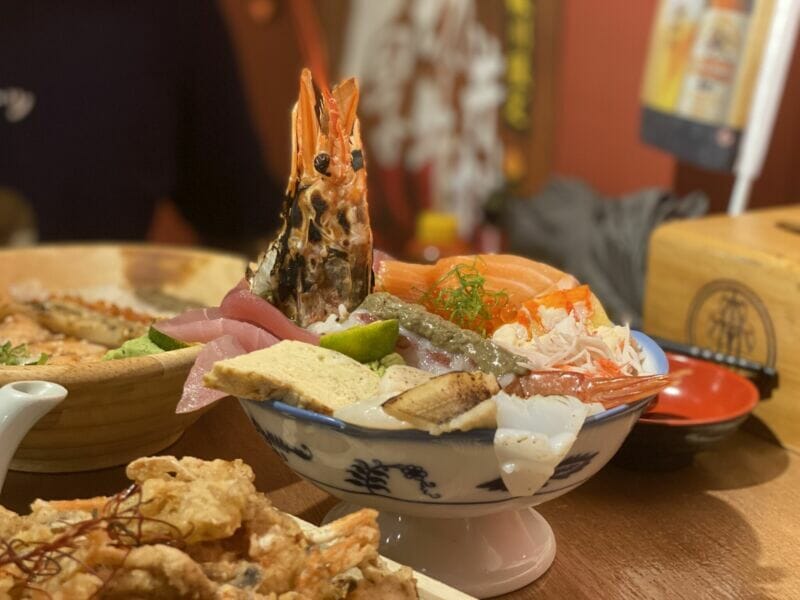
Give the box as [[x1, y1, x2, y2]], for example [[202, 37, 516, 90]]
[[0, 381, 67, 491]]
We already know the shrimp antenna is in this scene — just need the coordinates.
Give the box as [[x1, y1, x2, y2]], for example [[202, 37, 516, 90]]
[[287, 0, 346, 159], [288, 0, 331, 97]]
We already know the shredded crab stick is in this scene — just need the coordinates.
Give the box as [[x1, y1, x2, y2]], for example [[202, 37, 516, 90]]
[[492, 283, 638, 377], [375, 254, 578, 308]]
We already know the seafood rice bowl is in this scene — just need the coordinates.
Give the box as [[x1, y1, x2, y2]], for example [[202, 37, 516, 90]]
[[161, 68, 677, 511], [241, 330, 668, 519], [149, 67, 680, 597]]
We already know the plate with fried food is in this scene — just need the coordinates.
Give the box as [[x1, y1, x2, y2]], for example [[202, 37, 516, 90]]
[[0, 455, 473, 599]]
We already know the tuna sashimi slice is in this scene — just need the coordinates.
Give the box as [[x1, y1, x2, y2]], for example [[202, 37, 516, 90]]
[[155, 307, 222, 328], [222, 278, 250, 303], [155, 316, 278, 353], [176, 335, 247, 414], [220, 288, 319, 344]]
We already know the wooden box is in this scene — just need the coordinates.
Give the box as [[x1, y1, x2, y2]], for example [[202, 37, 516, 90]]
[[643, 206, 800, 450]]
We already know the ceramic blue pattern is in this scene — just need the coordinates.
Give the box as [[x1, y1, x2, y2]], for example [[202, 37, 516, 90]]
[[476, 450, 599, 493], [548, 452, 599, 481], [239, 331, 668, 519], [476, 477, 508, 492], [345, 459, 442, 498], [250, 419, 313, 461]]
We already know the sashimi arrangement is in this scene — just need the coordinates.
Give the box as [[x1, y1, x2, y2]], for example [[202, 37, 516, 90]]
[[144, 69, 676, 441]]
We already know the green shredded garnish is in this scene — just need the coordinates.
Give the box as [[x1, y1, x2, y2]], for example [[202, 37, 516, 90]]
[[380, 352, 405, 368], [367, 352, 406, 376], [418, 260, 509, 336], [0, 341, 49, 366]]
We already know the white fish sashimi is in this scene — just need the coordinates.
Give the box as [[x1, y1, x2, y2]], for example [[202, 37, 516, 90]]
[[334, 393, 411, 430], [394, 328, 476, 375], [334, 366, 432, 430], [492, 392, 589, 497]]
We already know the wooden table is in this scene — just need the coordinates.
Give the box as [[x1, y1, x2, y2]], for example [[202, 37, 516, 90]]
[[3, 398, 799, 599]]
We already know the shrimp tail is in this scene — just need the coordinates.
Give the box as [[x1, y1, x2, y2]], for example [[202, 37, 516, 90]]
[[504, 370, 688, 409], [585, 372, 686, 409]]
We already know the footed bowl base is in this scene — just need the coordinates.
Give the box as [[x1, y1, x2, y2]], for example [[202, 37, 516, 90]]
[[324, 502, 556, 598]]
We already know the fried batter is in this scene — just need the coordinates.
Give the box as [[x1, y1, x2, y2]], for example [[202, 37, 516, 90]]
[[125, 456, 257, 545], [0, 456, 419, 599], [294, 509, 380, 598], [98, 545, 220, 599], [347, 563, 419, 599]]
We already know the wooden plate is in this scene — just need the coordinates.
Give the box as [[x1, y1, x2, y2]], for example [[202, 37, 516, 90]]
[[0, 243, 246, 473]]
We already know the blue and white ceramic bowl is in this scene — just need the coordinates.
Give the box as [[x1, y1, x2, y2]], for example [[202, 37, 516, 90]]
[[241, 332, 668, 519]]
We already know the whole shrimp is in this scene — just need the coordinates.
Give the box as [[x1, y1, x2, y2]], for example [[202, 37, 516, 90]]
[[249, 69, 372, 327]]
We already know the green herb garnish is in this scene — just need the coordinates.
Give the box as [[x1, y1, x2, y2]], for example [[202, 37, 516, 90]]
[[367, 352, 406, 376], [418, 260, 509, 336], [0, 341, 49, 366]]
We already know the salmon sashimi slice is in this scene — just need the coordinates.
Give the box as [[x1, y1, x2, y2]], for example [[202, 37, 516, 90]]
[[375, 254, 579, 306]]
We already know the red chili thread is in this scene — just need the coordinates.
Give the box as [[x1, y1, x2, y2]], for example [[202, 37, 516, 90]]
[[0, 484, 189, 594]]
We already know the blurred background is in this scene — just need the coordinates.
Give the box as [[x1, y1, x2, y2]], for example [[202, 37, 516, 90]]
[[212, 0, 798, 243], [2, 0, 799, 309]]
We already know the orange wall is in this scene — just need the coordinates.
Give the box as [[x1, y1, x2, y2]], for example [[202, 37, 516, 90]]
[[552, 0, 676, 195]]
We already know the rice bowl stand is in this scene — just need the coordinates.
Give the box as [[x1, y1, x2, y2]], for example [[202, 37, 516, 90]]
[[240, 332, 669, 598]]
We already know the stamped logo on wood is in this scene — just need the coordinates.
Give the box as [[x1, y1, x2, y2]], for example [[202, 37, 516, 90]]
[[686, 279, 777, 368]]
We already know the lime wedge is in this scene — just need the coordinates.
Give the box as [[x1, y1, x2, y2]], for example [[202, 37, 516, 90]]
[[320, 319, 400, 363], [148, 326, 189, 351]]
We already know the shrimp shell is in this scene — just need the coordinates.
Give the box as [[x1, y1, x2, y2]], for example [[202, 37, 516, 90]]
[[504, 370, 686, 409]]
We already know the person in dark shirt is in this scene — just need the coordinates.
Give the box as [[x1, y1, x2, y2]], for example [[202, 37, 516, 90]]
[[0, 0, 283, 250]]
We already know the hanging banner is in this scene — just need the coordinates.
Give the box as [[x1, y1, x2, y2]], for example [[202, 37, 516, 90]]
[[640, 0, 774, 171], [336, 0, 546, 254]]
